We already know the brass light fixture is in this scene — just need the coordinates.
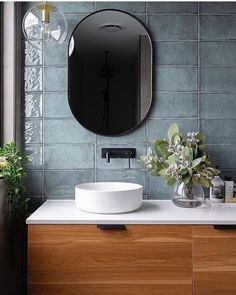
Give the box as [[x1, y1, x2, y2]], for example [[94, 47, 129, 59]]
[[22, 1, 67, 50]]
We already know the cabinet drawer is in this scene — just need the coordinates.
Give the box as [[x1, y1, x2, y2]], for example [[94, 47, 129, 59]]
[[28, 224, 192, 243], [194, 225, 236, 295], [28, 225, 192, 295]]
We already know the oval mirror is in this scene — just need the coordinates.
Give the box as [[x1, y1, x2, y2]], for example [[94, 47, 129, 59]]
[[68, 10, 152, 136]]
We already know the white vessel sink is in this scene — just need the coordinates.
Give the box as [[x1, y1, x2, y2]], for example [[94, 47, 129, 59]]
[[75, 182, 143, 214]]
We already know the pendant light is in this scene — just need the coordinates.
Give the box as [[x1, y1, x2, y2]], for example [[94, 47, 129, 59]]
[[22, 1, 67, 50]]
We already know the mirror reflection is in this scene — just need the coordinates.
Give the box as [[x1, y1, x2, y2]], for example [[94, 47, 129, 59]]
[[68, 10, 152, 136]]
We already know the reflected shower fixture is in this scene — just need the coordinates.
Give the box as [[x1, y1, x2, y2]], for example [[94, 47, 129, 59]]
[[99, 24, 122, 32], [22, 1, 67, 50]]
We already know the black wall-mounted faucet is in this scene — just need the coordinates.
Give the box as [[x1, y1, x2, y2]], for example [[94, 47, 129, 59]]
[[102, 148, 136, 169], [105, 151, 110, 163]]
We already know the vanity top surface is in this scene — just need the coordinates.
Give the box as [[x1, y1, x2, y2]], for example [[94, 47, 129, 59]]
[[26, 200, 236, 225]]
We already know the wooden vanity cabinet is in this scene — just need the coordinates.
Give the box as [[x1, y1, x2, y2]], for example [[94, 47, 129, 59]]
[[193, 225, 236, 295], [28, 225, 193, 295]]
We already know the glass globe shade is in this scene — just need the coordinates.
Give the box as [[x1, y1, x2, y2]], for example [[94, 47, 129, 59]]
[[22, 3, 67, 50]]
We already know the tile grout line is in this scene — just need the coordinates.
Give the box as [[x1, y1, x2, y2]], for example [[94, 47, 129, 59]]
[[197, 2, 200, 132], [25, 64, 236, 69], [144, 1, 148, 199], [94, 2, 97, 183], [193, 5, 200, 293], [42, 42, 46, 202]]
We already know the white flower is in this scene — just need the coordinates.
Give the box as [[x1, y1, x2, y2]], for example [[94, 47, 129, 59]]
[[179, 160, 191, 170], [167, 163, 178, 176], [194, 173, 201, 179], [186, 132, 199, 145], [168, 143, 182, 156], [141, 147, 156, 169]]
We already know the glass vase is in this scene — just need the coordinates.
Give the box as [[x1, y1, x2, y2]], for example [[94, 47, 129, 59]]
[[171, 182, 205, 208]]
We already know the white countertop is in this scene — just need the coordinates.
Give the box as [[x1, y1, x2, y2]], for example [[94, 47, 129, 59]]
[[26, 200, 236, 225]]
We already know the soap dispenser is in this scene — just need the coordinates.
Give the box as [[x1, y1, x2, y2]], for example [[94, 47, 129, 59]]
[[224, 176, 234, 200]]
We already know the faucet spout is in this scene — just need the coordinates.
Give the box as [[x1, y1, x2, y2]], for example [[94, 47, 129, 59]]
[[105, 152, 110, 163]]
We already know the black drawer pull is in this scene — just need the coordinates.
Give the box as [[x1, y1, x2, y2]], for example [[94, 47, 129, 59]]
[[97, 224, 126, 230], [213, 225, 236, 230]]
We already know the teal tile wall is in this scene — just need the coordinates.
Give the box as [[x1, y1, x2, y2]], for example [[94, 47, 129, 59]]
[[22, 2, 236, 202]]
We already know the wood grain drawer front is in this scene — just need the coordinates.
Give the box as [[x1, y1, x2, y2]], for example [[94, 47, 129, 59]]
[[194, 225, 236, 295], [28, 225, 193, 295]]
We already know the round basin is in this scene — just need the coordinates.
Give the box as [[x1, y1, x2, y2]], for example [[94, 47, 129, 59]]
[[75, 182, 143, 214]]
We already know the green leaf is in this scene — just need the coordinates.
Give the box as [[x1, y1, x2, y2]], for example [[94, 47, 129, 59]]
[[155, 139, 168, 146], [199, 176, 211, 188], [198, 144, 206, 152], [182, 175, 191, 184], [201, 155, 206, 162], [151, 171, 160, 177], [207, 167, 220, 175], [159, 168, 168, 176], [191, 158, 202, 168], [166, 177, 177, 186], [192, 176, 199, 185], [195, 132, 205, 142], [187, 168, 193, 176], [155, 143, 169, 160], [0, 141, 29, 244], [183, 146, 192, 160], [167, 123, 179, 141], [166, 154, 179, 164], [189, 147, 193, 162], [172, 133, 181, 145], [160, 174, 170, 180]]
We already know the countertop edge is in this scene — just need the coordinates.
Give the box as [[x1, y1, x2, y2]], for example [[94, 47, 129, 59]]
[[26, 200, 236, 225], [26, 220, 236, 225]]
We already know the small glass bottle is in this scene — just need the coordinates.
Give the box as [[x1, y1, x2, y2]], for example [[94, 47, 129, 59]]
[[210, 175, 224, 203]]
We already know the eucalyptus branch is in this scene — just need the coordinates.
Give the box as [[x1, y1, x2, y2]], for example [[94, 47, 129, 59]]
[[140, 123, 219, 188]]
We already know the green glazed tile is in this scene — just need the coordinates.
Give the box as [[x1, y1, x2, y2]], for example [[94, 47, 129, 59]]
[[201, 119, 236, 144], [24, 144, 43, 170], [53, 2, 94, 14], [44, 170, 95, 197], [44, 119, 95, 144], [148, 15, 197, 41], [200, 42, 236, 66], [149, 92, 197, 118], [200, 68, 236, 92], [44, 43, 68, 66], [146, 173, 172, 198], [44, 93, 72, 118], [200, 94, 236, 118], [97, 123, 146, 143], [200, 3, 236, 14], [96, 2, 146, 13], [148, 2, 198, 14], [24, 119, 42, 144], [66, 14, 89, 41], [44, 67, 67, 92], [156, 67, 197, 91], [24, 67, 42, 91], [25, 171, 43, 197], [24, 93, 42, 117], [201, 16, 236, 40], [155, 41, 197, 65], [206, 145, 236, 170], [24, 41, 42, 66], [44, 144, 94, 169]]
